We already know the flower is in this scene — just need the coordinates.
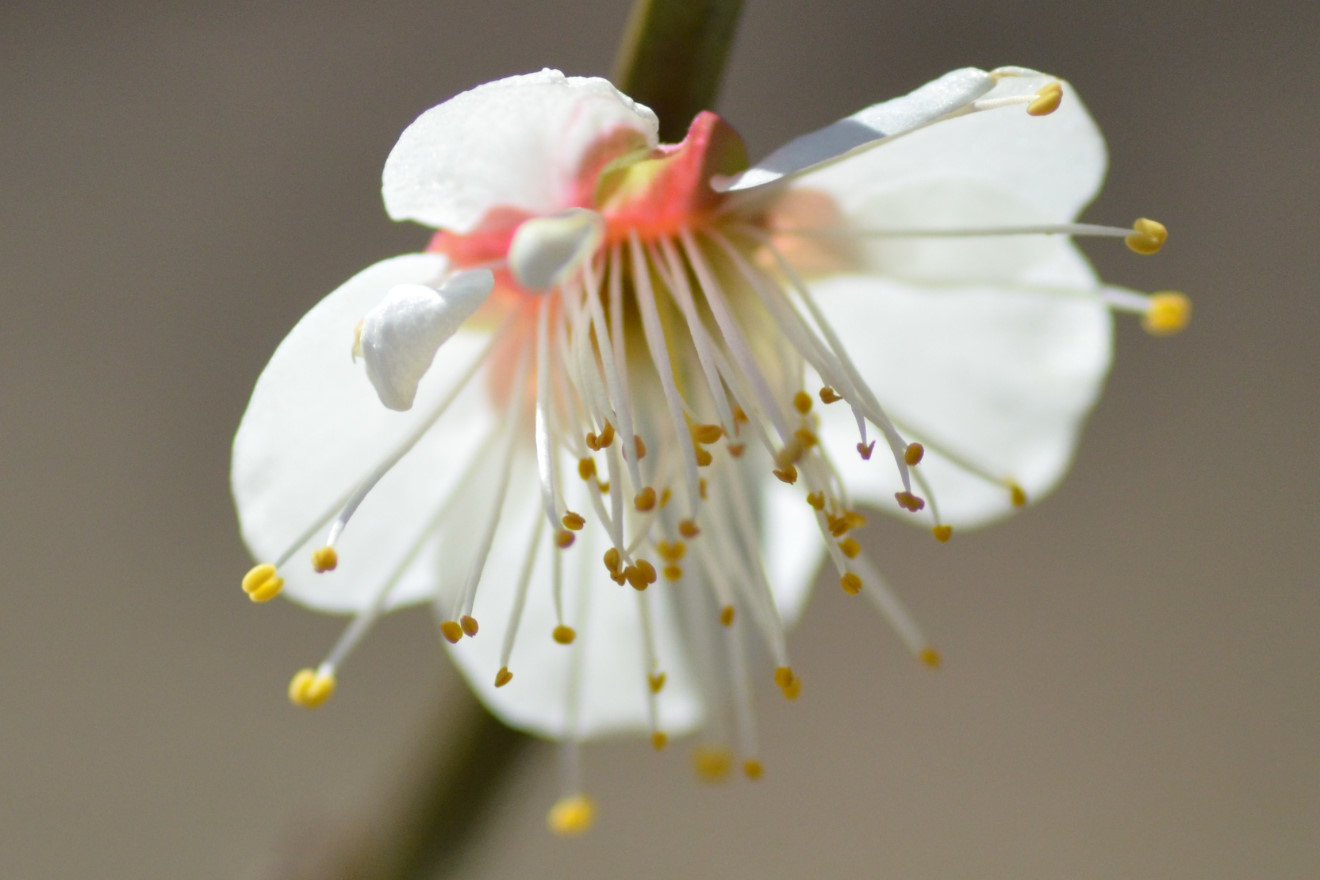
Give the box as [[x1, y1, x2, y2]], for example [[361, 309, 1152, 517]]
[[232, 67, 1186, 833]]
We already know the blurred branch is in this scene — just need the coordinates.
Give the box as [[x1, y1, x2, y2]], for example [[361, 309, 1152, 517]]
[[613, 0, 745, 141]]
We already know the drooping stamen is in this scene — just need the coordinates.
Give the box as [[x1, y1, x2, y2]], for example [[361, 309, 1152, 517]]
[[547, 560, 593, 835], [848, 551, 940, 667], [723, 604, 763, 778], [1100, 287, 1192, 335], [635, 590, 667, 749], [495, 512, 547, 686], [772, 217, 1168, 256]]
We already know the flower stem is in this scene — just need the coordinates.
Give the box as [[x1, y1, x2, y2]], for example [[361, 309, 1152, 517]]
[[613, 0, 745, 141]]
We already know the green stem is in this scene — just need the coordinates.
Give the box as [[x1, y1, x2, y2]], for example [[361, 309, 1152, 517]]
[[613, 0, 745, 141]]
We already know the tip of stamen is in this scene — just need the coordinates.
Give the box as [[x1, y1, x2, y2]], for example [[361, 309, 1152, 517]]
[[663, 564, 683, 581], [840, 572, 863, 595], [494, 666, 513, 687], [857, 441, 876, 460], [819, 386, 843, 404], [904, 442, 925, 466], [1125, 218, 1168, 255], [546, 795, 596, 836], [921, 647, 942, 669], [555, 529, 576, 549], [310, 546, 338, 573], [561, 511, 585, 531], [648, 672, 666, 693], [651, 731, 668, 751], [241, 563, 284, 603], [694, 445, 714, 467], [288, 667, 336, 708], [693, 747, 733, 782], [932, 524, 953, 543], [743, 759, 764, 780], [792, 390, 813, 414], [460, 615, 479, 638], [577, 457, 597, 481], [719, 605, 735, 627], [728, 443, 745, 457], [774, 666, 802, 699], [678, 519, 700, 539], [838, 538, 861, 559], [1006, 481, 1028, 507], [633, 434, 648, 460], [1027, 81, 1064, 116], [603, 547, 622, 574], [440, 620, 464, 643], [553, 624, 577, 645], [691, 423, 723, 444], [806, 491, 825, 510], [895, 491, 925, 513], [634, 487, 657, 512], [656, 541, 686, 562], [772, 464, 798, 484], [1143, 292, 1191, 335]]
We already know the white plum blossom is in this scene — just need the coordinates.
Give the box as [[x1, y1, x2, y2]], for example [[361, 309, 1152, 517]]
[[232, 67, 1186, 833]]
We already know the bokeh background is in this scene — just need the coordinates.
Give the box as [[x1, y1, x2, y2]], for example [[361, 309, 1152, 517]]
[[3, 0, 1317, 877]]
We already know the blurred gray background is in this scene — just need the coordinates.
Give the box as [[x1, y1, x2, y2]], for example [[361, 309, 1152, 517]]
[[3, 1, 1317, 877]]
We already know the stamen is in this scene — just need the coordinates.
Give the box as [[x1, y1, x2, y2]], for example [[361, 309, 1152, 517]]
[[497, 514, 547, 677], [288, 665, 336, 708], [546, 795, 596, 836], [1125, 218, 1168, 255], [1143, 292, 1192, 335], [693, 746, 734, 782], [241, 563, 283, 603], [310, 546, 338, 573], [849, 552, 939, 665]]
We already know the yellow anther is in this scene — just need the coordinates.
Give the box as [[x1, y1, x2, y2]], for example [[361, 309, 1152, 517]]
[[693, 747, 733, 782], [932, 524, 953, 543], [310, 546, 338, 573], [577, 457, 596, 480], [597, 421, 615, 448], [552, 624, 577, 645], [651, 731, 668, 751], [663, 564, 683, 581], [845, 511, 867, 530], [494, 666, 513, 688], [1007, 481, 1028, 507], [895, 491, 925, 513], [460, 615, 479, 638], [634, 487, 657, 512], [719, 605, 735, 627], [659, 488, 671, 508], [772, 464, 798, 484], [1143, 291, 1191, 336], [840, 572, 863, 595], [636, 558, 657, 584], [603, 547, 622, 574], [597, 479, 609, 494], [546, 795, 596, 836], [793, 427, 819, 448], [838, 538, 861, 559], [678, 519, 700, 539], [288, 667, 336, 708], [827, 515, 850, 537], [774, 666, 797, 690], [733, 406, 749, 423], [561, 511, 585, 531], [806, 491, 825, 510], [699, 478, 707, 500], [648, 672, 666, 693], [774, 438, 804, 468], [555, 529, 576, 549], [921, 647, 942, 668], [743, 759, 764, 780], [634, 434, 647, 460], [241, 563, 284, 603], [694, 445, 713, 467], [692, 423, 723, 444], [728, 443, 745, 458], [904, 442, 925, 466], [440, 620, 463, 643], [819, 386, 842, 404], [1125, 218, 1168, 255], [657, 541, 686, 562], [609, 572, 627, 585], [857, 441, 876, 460], [1027, 81, 1064, 116], [792, 390, 813, 414]]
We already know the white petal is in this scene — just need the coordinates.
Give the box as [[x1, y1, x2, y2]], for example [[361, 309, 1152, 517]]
[[231, 253, 499, 613], [720, 67, 996, 192], [795, 74, 1106, 224], [383, 70, 658, 233], [360, 270, 494, 410], [811, 244, 1112, 527], [444, 454, 703, 740]]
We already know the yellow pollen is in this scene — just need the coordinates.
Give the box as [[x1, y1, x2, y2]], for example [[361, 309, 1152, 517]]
[[241, 563, 284, 603], [555, 529, 576, 549], [733, 406, 748, 423], [678, 519, 700, 539], [494, 666, 513, 687], [921, 647, 942, 668], [895, 491, 925, 512], [552, 624, 577, 645], [577, 457, 596, 480], [648, 672, 666, 693], [838, 538, 861, 558], [773, 666, 796, 690], [1143, 292, 1191, 336], [694, 445, 713, 467], [719, 605, 735, 627], [634, 487, 657, 512], [840, 572, 863, 595], [636, 558, 657, 584], [806, 491, 825, 510], [597, 479, 609, 494], [440, 620, 463, 643], [743, 759, 764, 780], [634, 434, 647, 460], [775, 438, 804, 468], [699, 477, 708, 499], [772, 464, 798, 484], [904, 442, 925, 466], [1125, 218, 1168, 255], [728, 443, 745, 457], [794, 428, 819, 448], [597, 421, 615, 447], [693, 747, 733, 782], [792, 390, 813, 414], [288, 668, 336, 708], [857, 441, 876, 460], [460, 615, 479, 638], [561, 511, 585, 531], [1007, 481, 1028, 507], [846, 511, 866, 529], [692, 423, 723, 444], [932, 524, 954, 543], [1027, 81, 1064, 116], [659, 488, 672, 508], [819, 386, 843, 404], [657, 541, 686, 562], [310, 546, 338, 573], [547, 795, 596, 836], [603, 547, 622, 574], [651, 731, 668, 751], [610, 572, 627, 585], [663, 564, 683, 581]]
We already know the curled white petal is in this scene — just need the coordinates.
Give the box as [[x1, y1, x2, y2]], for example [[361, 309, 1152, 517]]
[[508, 208, 606, 291], [360, 270, 494, 411]]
